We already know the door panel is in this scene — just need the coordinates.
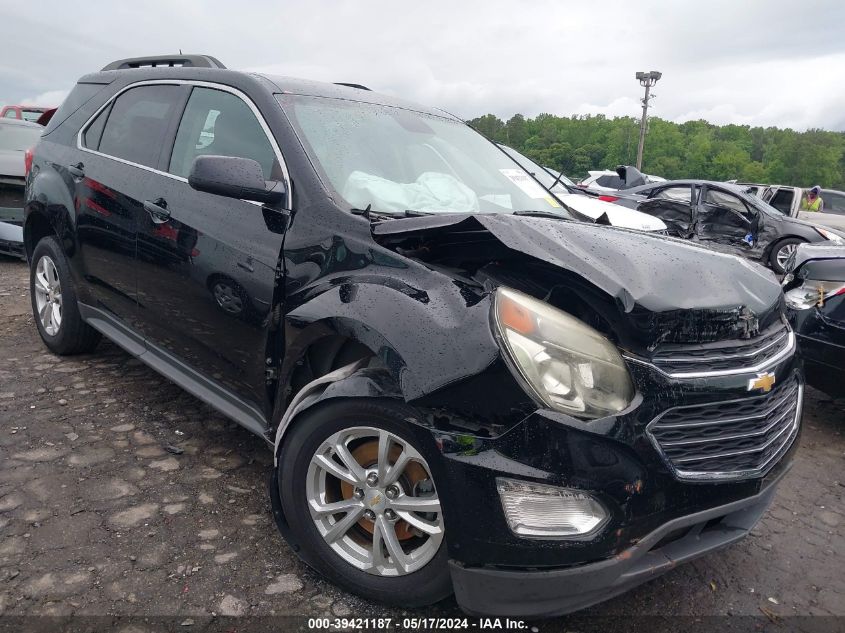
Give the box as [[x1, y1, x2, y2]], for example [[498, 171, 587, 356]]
[[75, 84, 186, 323], [74, 153, 148, 321], [133, 86, 286, 416], [694, 187, 759, 258]]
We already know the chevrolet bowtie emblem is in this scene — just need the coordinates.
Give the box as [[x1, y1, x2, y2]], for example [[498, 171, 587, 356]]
[[370, 494, 382, 507], [748, 372, 776, 393]]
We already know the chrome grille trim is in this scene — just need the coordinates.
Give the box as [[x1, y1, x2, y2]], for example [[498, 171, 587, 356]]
[[624, 330, 795, 379], [647, 379, 803, 482], [655, 328, 789, 363]]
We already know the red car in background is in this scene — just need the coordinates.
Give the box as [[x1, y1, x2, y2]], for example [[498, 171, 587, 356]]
[[1, 105, 52, 123]]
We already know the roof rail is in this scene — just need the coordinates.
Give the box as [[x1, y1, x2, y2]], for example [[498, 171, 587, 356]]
[[101, 54, 226, 71], [334, 82, 371, 91]]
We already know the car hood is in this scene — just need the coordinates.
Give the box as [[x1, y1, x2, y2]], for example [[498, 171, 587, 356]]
[[373, 213, 783, 345], [789, 243, 845, 281], [558, 193, 667, 232]]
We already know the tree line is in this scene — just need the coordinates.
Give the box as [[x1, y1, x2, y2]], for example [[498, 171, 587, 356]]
[[468, 113, 845, 190]]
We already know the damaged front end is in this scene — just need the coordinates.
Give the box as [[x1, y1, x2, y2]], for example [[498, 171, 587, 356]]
[[277, 212, 801, 617], [784, 243, 845, 398]]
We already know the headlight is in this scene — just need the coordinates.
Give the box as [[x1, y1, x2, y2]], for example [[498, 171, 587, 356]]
[[784, 279, 845, 310], [815, 227, 845, 244], [492, 287, 634, 418], [497, 478, 608, 538]]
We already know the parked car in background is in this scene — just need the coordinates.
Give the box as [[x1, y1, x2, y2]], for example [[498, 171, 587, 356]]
[[734, 181, 769, 197], [759, 185, 845, 232], [607, 180, 845, 273], [578, 167, 665, 192], [0, 118, 42, 258], [497, 145, 668, 232], [1, 105, 51, 123], [784, 243, 845, 399], [25, 54, 801, 617]]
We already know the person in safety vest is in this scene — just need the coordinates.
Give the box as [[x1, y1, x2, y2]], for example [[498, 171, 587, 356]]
[[801, 186, 824, 212]]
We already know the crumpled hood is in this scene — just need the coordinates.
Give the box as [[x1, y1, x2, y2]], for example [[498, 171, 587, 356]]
[[373, 213, 782, 316]]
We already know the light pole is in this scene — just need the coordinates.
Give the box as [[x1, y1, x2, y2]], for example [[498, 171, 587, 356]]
[[635, 70, 661, 171]]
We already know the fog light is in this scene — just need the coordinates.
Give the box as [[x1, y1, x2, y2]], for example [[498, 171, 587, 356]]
[[496, 478, 608, 538]]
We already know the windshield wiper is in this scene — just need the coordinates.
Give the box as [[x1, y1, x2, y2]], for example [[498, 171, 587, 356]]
[[512, 210, 570, 220], [352, 205, 440, 221]]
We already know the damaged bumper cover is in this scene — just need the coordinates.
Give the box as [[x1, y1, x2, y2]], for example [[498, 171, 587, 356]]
[[450, 465, 786, 617]]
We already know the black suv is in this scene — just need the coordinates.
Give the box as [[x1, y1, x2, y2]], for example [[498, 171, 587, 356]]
[[25, 55, 802, 617]]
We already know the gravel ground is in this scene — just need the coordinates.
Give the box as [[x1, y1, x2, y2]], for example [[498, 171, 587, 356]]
[[0, 256, 843, 631]]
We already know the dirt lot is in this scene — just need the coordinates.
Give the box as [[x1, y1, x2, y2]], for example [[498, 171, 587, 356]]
[[1, 256, 843, 631]]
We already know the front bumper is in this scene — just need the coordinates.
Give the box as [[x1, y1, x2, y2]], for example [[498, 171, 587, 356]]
[[450, 465, 785, 617]]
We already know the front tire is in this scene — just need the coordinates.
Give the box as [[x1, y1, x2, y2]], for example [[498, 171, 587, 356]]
[[769, 237, 804, 274], [275, 399, 452, 607], [30, 236, 101, 355]]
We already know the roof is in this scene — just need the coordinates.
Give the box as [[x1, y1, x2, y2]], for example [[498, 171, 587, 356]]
[[77, 65, 458, 121]]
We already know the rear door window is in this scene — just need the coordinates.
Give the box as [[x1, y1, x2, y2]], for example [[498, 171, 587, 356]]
[[96, 85, 183, 168], [168, 87, 278, 180], [653, 186, 692, 202], [769, 189, 793, 214]]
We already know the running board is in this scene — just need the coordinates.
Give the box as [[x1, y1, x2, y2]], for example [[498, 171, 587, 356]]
[[78, 302, 270, 441]]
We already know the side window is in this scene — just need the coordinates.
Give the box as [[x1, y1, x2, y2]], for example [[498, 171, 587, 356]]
[[168, 87, 277, 180], [703, 189, 751, 216], [769, 189, 793, 214], [83, 103, 111, 150], [653, 186, 691, 203], [96, 85, 182, 168], [822, 192, 845, 215], [3, 110, 18, 119]]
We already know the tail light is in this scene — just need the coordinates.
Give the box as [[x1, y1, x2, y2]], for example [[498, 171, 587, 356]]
[[598, 195, 619, 202], [24, 147, 34, 176]]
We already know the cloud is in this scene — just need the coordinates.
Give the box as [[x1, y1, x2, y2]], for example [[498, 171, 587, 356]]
[[1, 0, 844, 130], [17, 90, 69, 107]]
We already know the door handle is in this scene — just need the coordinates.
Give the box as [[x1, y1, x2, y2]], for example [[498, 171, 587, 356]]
[[67, 162, 84, 179], [144, 198, 171, 224]]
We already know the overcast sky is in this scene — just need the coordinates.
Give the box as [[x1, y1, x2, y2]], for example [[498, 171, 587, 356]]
[[2, 0, 843, 130]]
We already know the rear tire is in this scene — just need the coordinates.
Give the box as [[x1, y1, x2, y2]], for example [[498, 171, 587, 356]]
[[769, 237, 804, 274], [30, 236, 101, 355], [275, 399, 452, 607]]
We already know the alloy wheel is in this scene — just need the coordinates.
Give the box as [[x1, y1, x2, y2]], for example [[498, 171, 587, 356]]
[[33, 255, 63, 336], [776, 243, 798, 271], [213, 282, 243, 314], [306, 426, 443, 576]]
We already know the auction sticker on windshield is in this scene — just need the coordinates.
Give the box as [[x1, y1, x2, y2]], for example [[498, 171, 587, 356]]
[[500, 168, 560, 207]]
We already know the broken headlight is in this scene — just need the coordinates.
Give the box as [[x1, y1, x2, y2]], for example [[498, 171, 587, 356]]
[[492, 287, 634, 419], [784, 279, 845, 310]]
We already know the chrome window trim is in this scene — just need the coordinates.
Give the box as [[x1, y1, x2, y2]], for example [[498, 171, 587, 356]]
[[645, 379, 802, 482], [75, 79, 291, 210], [624, 330, 795, 379]]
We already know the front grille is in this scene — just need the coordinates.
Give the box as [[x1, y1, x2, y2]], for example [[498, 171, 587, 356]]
[[648, 377, 801, 480], [650, 319, 792, 376]]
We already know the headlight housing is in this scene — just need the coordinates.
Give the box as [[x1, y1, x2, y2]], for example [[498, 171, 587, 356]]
[[784, 279, 845, 310], [492, 287, 634, 419], [815, 227, 845, 244]]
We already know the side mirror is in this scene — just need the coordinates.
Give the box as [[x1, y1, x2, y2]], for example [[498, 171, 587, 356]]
[[188, 155, 285, 206]]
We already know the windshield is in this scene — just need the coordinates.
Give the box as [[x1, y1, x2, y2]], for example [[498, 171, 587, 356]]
[[0, 123, 42, 151], [499, 145, 574, 190], [278, 95, 571, 217]]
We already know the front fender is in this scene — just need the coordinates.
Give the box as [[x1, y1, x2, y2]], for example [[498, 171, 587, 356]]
[[281, 279, 500, 402]]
